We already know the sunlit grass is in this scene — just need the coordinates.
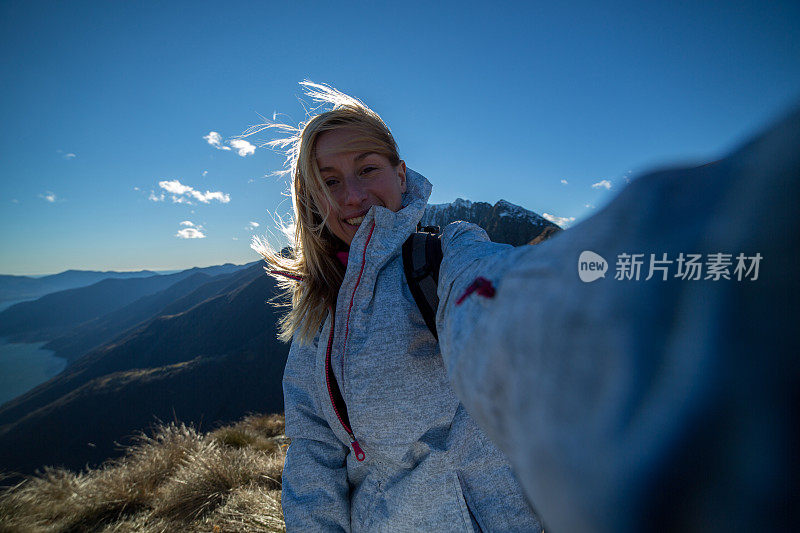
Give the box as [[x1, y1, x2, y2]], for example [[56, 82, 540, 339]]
[[0, 414, 287, 533]]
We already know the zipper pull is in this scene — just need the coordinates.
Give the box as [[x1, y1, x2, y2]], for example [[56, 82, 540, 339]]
[[351, 439, 366, 461]]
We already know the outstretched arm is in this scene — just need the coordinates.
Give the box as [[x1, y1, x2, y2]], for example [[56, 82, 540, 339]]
[[436, 108, 798, 532]]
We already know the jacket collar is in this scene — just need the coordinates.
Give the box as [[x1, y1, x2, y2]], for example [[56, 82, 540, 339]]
[[345, 168, 432, 273]]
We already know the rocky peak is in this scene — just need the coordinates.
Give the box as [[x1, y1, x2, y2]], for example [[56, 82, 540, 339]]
[[422, 198, 561, 246]]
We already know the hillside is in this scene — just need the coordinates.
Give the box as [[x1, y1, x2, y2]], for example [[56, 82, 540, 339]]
[[0, 413, 287, 533], [42, 265, 262, 363], [0, 263, 253, 344], [0, 264, 289, 478]]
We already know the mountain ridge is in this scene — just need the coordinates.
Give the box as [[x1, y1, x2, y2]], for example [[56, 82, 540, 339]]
[[422, 198, 561, 245], [0, 269, 160, 303]]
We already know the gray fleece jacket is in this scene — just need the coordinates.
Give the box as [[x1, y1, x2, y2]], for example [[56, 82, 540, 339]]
[[281, 169, 542, 532]]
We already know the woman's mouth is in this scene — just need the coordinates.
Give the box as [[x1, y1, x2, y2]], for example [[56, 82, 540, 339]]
[[345, 215, 365, 226]]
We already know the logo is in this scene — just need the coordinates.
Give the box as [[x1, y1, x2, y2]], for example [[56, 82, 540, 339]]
[[578, 251, 608, 282]]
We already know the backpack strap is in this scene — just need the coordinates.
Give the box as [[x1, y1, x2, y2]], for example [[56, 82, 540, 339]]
[[402, 225, 443, 341]]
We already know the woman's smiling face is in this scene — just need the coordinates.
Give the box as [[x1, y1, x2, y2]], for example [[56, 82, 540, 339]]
[[314, 128, 406, 246]]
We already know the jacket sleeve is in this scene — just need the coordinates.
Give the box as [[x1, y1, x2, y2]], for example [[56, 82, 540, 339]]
[[281, 335, 351, 532], [435, 109, 798, 532]]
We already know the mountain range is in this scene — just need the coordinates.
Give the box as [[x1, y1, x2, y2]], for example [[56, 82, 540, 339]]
[[0, 269, 160, 304], [0, 199, 560, 479]]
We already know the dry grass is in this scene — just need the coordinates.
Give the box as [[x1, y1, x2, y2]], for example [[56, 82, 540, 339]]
[[0, 414, 287, 533], [209, 413, 287, 454]]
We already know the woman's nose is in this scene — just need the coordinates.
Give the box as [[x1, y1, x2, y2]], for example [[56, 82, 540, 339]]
[[341, 176, 368, 206]]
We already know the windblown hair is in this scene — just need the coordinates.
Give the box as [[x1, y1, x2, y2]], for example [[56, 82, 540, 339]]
[[248, 81, 401, 344]]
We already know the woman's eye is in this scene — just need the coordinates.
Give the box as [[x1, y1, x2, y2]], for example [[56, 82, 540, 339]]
[[360, 166, 377, 176], [324, 178, 338, 188]]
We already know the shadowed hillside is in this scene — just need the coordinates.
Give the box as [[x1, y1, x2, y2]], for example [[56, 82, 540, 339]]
[[0, 413, 287, 532], [43, 264, 263, 363], [0, 263, 252, 344], [0, 264, 289, 478]]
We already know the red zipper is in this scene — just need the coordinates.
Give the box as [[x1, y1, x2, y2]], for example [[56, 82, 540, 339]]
[[324, 322, 364, 461], [324, 221, 375, 462]]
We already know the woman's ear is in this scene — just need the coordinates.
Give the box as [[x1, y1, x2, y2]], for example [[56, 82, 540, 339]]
[[398, 160, 407, 193]]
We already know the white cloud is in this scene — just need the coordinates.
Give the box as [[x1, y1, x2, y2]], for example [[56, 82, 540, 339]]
[[57, 150, 76, 160], [543, 213, 576, 228], [194, 190, 230, 203], [149, 190, 165, 202], [159, 179, 193, 195], [202, 170, 208, 177], [176, 221, 205, 239], [560, 179, 568, 185], [229, 138, 256, 157], [204, 131, 256, 157], [157, 179, 230, 204], [247, 221, 259, 230], [11, 199, 19, 204], [133, 186, 140, 191], [232, 237, 239, 241], [591, 179, 612, 190], [176, 227, 206, 239], [585, 203, 595, 209], [39, 191, 57, 203], [203, 131, 231, 151]]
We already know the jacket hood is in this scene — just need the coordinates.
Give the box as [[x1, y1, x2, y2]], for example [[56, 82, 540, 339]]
[[344, 168, 432, 274]]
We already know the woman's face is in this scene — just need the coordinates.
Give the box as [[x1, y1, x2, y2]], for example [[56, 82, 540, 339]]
[[314, 128, 406, 246]]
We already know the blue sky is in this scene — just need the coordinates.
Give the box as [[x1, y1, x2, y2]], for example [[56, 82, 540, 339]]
[[1, 1, 798, 275]]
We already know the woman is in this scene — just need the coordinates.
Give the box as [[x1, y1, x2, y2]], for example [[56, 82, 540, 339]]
[[254, 82, 542, 532]]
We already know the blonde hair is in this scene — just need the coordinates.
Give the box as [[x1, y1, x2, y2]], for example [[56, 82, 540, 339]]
[[249, 81, 401, 344]]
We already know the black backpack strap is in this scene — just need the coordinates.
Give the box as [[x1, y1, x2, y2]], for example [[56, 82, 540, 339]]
[[402, 227, 443, 340]]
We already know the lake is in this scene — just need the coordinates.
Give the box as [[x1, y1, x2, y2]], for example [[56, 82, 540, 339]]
[[0, 340, 67, 406]]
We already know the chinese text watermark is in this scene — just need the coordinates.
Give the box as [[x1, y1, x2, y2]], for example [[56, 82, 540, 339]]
[[579, 251, 762, 283]]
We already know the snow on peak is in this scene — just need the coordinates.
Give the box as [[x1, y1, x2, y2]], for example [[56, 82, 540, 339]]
[[424, 198, 473, 216], [426, 198, 472, 212], [424, 197, 549, 226]]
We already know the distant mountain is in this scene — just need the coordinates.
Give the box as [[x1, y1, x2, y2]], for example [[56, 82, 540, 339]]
[[0, 262, 254, 344], [0, 269, 159, 303], [422, 198, 561, 245], [42, 264, 264, 362], [40, 272, 216, 362]]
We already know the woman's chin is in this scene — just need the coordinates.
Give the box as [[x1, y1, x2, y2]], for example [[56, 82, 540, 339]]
[[343, 223, 361, 241]]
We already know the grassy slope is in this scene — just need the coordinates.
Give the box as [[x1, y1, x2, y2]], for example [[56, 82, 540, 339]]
[[0, 413, 287, 533]]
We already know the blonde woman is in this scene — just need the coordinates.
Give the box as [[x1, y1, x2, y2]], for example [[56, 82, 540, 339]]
[[254, 82, 542, 532], [256, 82, 796, 532]]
